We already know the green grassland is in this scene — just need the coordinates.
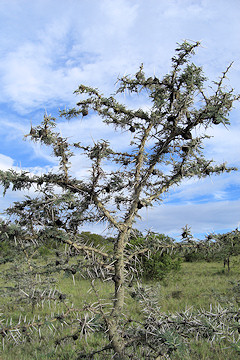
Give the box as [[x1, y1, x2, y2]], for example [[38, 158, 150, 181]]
[[0, 254, 240, 359]]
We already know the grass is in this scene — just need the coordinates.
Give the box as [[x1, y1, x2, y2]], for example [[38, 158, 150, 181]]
[[154, 259, 240, 312], [0, 254, 240, 359]]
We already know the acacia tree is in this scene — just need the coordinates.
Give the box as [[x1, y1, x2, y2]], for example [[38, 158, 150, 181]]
[[0, 41, 239, 358], [210, 229, 240, 271]]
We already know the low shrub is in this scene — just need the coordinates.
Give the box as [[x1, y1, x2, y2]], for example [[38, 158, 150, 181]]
[[128, 233, 182, 280]]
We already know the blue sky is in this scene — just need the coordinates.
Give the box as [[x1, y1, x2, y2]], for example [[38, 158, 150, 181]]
[[0, 0, 240, 239]]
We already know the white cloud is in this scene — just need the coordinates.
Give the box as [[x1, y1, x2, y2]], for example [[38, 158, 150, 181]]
[[0, 154, 14, 170], [1, 0, 240, 113], [0, 0, 140, 113], [136, 198, 240, 238], [204, 122, 240, 166], [167, 170, 240, 204]]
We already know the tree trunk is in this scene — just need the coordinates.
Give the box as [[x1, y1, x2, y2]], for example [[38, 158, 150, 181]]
[[108, 320, 126, 359], [223, 256, 230, 272], [107, 228, 131, 359]]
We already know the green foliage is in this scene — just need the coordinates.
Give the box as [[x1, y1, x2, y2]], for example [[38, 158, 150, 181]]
[[129, 233, 182, 280], [183, 230, 240, 271], [37, 244, 53, 258], [0, 241, 14, 261], [183, 250, 206, 262], [213, 229, 240, 259], [0, 218, 24, 242], [0, 219, 25, 262], [142, 251, 182, 280], [80, 231, 114, 252]]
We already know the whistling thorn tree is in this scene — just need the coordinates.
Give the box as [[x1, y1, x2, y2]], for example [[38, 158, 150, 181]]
[[0, 41, 239, 359]]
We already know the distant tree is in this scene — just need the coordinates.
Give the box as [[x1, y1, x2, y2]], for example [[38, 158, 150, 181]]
[[212, 229, 240, 271], [0, 41, 239, 359], [180, 224, 209, 262], [181, 227, 240, 267]]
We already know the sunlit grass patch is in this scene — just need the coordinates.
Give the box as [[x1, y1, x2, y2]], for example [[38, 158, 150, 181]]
[[154, 258, 240, 312]]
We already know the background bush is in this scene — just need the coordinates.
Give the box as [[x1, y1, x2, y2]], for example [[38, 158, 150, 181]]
[[128, 233, 182, 280]]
